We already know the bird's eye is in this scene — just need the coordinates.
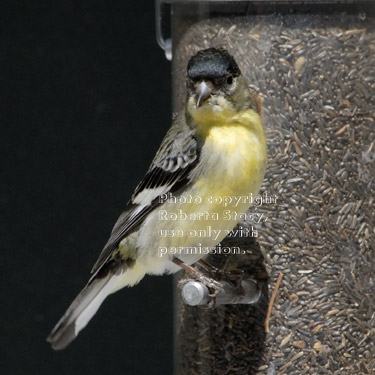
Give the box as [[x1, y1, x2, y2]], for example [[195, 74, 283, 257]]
[[226, 76, 233, 85]]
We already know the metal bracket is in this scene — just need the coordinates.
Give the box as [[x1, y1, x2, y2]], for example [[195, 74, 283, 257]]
[[182, 279, 261, 306]]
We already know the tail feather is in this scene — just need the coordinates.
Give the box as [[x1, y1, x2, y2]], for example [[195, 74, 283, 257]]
[[47, 274, 120, 350], [47, 260, 147, 350]]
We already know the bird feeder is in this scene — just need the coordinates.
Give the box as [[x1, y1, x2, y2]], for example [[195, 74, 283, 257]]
[[156, 1, 375, 374]]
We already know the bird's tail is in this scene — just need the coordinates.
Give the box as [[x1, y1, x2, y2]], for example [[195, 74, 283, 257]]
[[47, 272, 125, 350]]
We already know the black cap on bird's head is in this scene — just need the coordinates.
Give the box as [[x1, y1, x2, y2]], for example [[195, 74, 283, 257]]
[[187, 48, 241, 82], [186, 48, 245, 109]]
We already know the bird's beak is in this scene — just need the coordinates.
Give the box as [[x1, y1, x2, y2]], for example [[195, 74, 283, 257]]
[[195, 81, 212, 108]]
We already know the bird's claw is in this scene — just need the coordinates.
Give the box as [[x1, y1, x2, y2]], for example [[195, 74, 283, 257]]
[[196, 273, 223, 292]]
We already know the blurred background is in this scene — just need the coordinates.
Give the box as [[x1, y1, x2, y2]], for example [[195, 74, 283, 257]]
[[1, 1, 172, 374]]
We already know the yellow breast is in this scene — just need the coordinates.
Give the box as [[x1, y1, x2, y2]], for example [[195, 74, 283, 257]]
[[141, 106, 267, 253], [193, 107, 267, 199]]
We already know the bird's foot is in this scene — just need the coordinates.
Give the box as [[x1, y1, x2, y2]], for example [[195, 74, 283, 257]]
[[174, 256, 222, 290], [198, 259, 245, 290]]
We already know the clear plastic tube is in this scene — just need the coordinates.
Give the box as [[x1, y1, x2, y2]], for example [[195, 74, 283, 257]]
[[157, 1, 375, 374]]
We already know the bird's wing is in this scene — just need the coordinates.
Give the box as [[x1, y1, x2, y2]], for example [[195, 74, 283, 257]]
[[91, 117, 199, 274]]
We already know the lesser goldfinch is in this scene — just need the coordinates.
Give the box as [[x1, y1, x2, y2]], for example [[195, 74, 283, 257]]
[[47, 47, 267, 350]]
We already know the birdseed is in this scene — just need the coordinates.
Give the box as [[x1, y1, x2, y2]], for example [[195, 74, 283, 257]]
[[173, 11, 375, 375]]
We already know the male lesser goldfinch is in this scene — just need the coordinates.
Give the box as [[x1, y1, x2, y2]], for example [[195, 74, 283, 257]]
[[47, 48, 267, 350]]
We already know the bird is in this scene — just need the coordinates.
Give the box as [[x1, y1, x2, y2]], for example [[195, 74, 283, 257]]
[[47, 47, 267, 350]]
